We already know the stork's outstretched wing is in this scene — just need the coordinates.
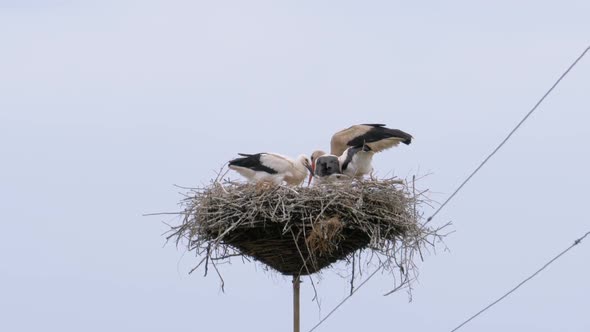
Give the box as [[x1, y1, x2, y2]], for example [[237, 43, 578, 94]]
[[330, 124, 412, 156]]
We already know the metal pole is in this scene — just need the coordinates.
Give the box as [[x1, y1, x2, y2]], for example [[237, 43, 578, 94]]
[[293, 275, 300, 332]]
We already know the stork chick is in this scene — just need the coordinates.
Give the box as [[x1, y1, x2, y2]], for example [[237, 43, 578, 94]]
[[308, 150, 342, 185]]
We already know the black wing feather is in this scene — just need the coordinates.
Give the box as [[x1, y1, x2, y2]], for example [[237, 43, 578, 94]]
[[360, 123, 386, 127], [229, 153, 278, 174], [348, 125, 412, 147]]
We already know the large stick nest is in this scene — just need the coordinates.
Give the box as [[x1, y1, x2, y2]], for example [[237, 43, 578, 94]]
[[168, 175, 446, 289]]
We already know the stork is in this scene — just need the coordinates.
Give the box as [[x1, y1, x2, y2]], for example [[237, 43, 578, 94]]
[[308, 150, 345, 185], [333, 124, 412, 178], [311, 124, 413, 180], [330, 124, 412, 156], [228, 153, 313, 186], [338, 144, 375, 178]]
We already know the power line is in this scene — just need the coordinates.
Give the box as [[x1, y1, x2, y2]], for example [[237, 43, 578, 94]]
[[307, 264, 382, 332], [449, 230, 590, 332], [427, 45, 590, 222], [305, 45, 590, 332]]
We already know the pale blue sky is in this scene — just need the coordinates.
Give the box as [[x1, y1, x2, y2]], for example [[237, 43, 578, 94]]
[[1, 1, 589, 331]]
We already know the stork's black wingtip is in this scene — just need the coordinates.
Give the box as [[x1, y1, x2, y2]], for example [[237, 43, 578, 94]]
[[362, 123, 387, 127]]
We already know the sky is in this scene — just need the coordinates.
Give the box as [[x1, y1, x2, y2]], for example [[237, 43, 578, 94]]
[[1, 1, 589, 331]]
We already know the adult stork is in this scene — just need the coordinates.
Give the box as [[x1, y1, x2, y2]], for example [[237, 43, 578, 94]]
[[312, 124, 413, 179], [228, 153, 313, 186]]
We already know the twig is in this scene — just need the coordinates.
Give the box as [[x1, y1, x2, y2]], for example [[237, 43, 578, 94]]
[[350, 253, 356, 296], [211, 259, 225, 293]]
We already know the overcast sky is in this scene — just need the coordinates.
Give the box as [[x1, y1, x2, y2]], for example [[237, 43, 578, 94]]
[[1, 1, 589, 331]]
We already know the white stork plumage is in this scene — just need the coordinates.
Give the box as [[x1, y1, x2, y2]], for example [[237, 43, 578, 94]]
[[228, 153, 313, 186], [312, 124, 413, 180], [337, 145, 375, 178]]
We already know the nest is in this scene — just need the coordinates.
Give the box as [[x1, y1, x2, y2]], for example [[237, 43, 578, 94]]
[[168, 176, 446, 289]]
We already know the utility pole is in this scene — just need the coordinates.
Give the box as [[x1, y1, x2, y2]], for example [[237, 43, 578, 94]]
[[293, 275, 300, 332]]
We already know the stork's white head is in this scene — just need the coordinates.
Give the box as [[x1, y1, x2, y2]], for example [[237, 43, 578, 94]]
[[295, 154, 313, 174], [290, 154, 311, 186]]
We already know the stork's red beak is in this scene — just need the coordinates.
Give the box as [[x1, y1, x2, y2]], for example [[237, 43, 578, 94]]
[[307, 163, 315, 186]]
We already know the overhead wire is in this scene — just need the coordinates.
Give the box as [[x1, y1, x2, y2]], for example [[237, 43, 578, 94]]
[[449, 231, 590, 332], [307, 264, 382, 332], [306, 45, 590, 332], [427, 45, 590, 222]]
